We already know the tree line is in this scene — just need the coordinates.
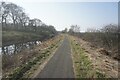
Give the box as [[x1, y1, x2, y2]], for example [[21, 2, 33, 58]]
[[0, 1, 57, 36]]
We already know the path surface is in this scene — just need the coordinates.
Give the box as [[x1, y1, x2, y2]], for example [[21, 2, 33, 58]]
[[36, 36, 74, 78]]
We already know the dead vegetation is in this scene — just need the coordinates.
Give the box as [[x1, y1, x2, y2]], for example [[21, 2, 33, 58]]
[[70, 35, 118, 78], [70, 35, 106, 78], [2, 34, 64, 78], [69, 24, 119, 61], [78, 32, 119, 61]]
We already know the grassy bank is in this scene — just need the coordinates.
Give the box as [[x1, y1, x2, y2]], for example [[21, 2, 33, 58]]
[[69, 35, 106, 78], [72, 32, 119, 61], [2, 31, 42, 46], [3, 34, 64, 79]]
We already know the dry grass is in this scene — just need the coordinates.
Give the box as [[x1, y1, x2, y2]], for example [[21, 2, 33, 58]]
[[69, 35, 106, 78], [70, 35, 118, 78], [2, 34, 64, 79]]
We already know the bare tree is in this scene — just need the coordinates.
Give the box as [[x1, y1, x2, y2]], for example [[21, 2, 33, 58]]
[[6, 3, 23, 27], [100, 24, 118, 33], [69, 25, 80, 34], [0, 2, 9, 27], [18, 12, 29, 28], [62, 28, 67, 33], [1, 1, 57, 36], [86, 28, 100, 32]]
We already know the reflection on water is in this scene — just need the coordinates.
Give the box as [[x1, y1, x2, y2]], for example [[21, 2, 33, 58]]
[[0, 48, 2, 54], [0, 41, 42, 55]]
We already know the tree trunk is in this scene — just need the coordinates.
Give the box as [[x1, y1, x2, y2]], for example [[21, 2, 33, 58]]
[[1, 15, 3, 27]]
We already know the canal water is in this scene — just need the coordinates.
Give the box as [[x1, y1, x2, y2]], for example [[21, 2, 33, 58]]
[[0, 41, 42, 55]]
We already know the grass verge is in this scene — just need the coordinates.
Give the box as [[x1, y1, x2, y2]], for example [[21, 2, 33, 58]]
[[4, 34, 64, 80], [69, 35, 106, 78]]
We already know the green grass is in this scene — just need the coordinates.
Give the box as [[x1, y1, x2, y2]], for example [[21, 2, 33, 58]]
[[70, 37, 106, 78], [2, 31, 41, 46]]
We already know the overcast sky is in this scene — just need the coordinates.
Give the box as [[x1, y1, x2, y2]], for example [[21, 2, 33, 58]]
[[2, 0, 118, 31]]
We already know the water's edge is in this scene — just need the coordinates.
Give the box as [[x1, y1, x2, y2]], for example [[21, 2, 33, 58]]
[[0, 40, 42, 55]]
